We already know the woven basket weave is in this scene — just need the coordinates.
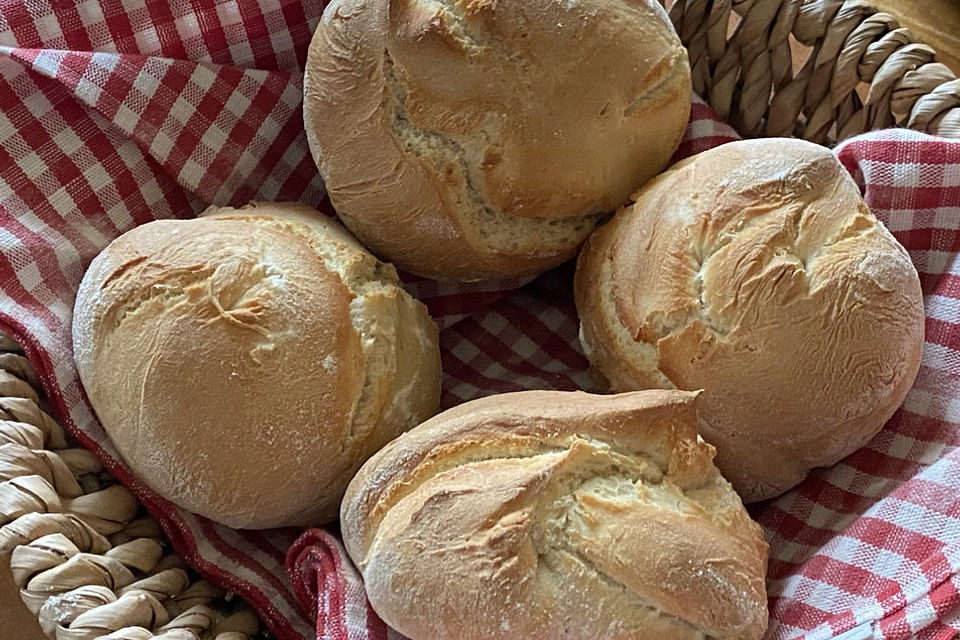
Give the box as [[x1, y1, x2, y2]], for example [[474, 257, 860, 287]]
[[0, 334, 264, 640], [667, 0, 960, 142], [3, 2, 959, 640]]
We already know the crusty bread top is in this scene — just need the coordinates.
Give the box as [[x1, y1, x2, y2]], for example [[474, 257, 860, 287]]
[[575, 139, 925, 502], [304, 0, 691, 280], [73, 202, 441, 528], [341, 390, 769, 640]]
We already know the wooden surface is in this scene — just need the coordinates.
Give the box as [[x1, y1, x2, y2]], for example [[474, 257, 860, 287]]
[[871, 0, 960, 73]]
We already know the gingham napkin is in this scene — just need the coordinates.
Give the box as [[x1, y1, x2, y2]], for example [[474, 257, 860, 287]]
[[0, 2, 958, 640]]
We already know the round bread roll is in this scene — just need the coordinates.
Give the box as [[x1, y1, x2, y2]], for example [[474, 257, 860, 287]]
[[341, 390, 769, 640], [72, 202, 441, 529], [303, 0, 691, 281], [575, 139, 925, 503]]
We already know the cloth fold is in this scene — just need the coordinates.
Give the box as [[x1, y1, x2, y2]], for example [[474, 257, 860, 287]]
[[1, 2, 960, 640]]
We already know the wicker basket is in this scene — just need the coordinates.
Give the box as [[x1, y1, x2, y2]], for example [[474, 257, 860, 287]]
[[0, 334, 264, 640], [3, 2, 959, 640], [667, 0, 960, 142]]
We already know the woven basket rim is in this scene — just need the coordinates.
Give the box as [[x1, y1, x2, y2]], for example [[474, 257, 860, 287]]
[[666, 0, 960, 143]]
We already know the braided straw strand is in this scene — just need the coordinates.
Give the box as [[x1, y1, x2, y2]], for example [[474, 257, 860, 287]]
[[666, 0, 960, 142], [0, 334, 263, 640]]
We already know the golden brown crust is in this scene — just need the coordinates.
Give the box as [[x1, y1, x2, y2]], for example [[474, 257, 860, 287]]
[[574, 139, 926, 502], [341, 390, 769, 640], [304, 0, 691, 280], [72, 202, 441, 529]]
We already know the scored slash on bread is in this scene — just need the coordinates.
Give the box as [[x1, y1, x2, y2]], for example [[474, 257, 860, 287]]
[[341, 390, 769, 640]]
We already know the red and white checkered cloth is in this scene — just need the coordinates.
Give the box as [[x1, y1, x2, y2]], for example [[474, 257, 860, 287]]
[[1, 2, 958, 640]]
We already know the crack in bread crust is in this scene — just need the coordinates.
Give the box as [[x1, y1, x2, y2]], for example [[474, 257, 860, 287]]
[[361, 435, 672, 557], [363, 433, 750, 638], [381, 48, 599, 255], [531, 463, 720, 639], [616, 156, 887, 380], [104, 267, 214, 330]]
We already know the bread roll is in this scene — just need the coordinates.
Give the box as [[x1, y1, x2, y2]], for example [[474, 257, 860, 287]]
[[575, 139, 925, 502], [72, 202, 441, 529], [303, 0, 691, 281], [341, 390, 769, 640]]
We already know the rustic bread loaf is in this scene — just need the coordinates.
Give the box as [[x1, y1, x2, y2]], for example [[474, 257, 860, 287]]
[[575, 139, 925, 502], [303, 0, 691, 280], [341, 390, 769, 640], [73, 202, 441, 529]]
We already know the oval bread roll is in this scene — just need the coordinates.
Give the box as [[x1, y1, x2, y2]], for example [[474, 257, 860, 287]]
[[303, 0, 691, 280], [575, 139, 925, 502], [72, 202, 442, 529], [341, 390, 769, 640]]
